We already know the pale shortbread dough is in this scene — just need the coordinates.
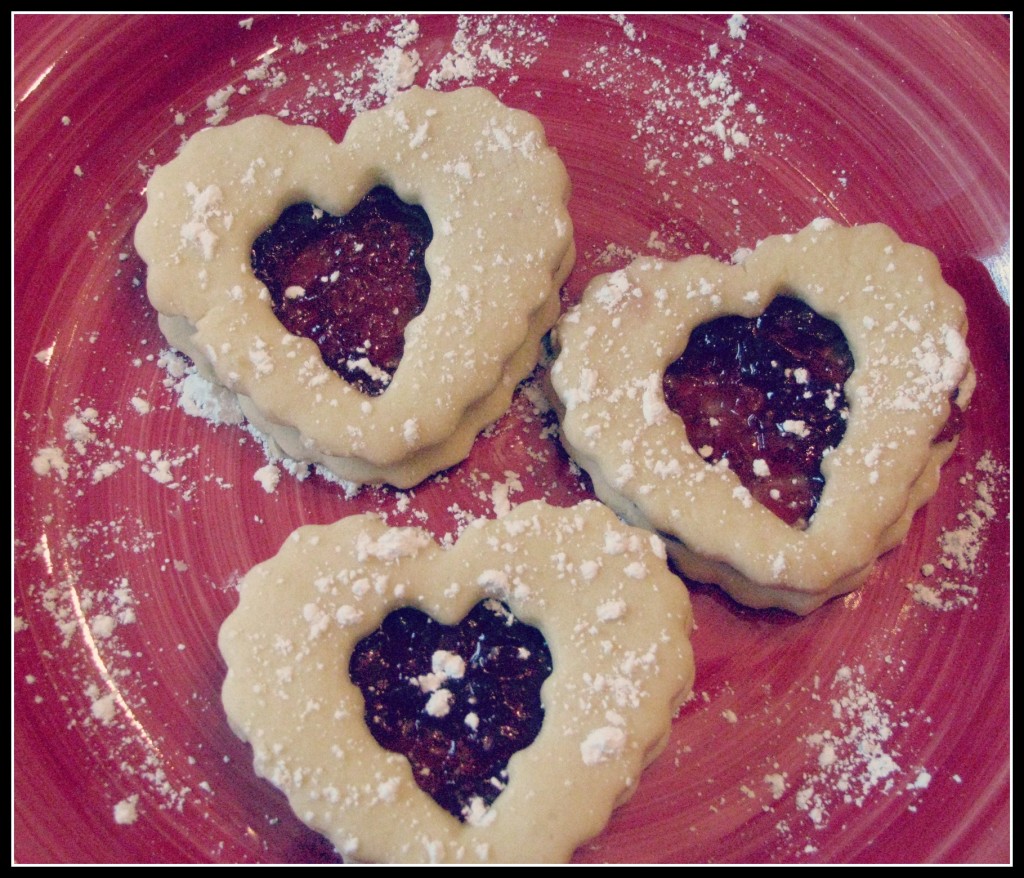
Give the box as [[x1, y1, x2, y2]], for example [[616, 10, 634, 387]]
[[135, 87, 574, 488], [219, 500, 695, 863], [550, 220, 974, 615]]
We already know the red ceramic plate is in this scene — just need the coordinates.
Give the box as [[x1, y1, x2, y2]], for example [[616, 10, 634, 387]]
[[13, 14, 1009, 864]]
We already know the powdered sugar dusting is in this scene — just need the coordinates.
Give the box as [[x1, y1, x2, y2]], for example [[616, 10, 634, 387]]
[[578, 14, 766, 180], [907, 452, 1008, 611], [426, 15, 550, 89], [794, 666, 905, 828], [16, 11, 1008, 865]]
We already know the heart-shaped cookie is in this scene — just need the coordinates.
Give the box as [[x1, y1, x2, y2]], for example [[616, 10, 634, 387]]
[[550, 220, 974, 614], [218, 500, 695, 863], [135, 87, 575, 488]]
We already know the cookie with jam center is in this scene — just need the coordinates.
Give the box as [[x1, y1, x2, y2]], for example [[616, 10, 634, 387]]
[[549, 220, 974, 614], [135, 87, 574, 488], [219, 500, 695, 863]]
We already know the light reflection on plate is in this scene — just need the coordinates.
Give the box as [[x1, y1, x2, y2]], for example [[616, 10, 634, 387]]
[[14, 14, 1009, 864]]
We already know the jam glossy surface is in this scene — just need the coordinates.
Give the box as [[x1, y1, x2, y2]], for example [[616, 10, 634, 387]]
[[251, 187, 432, 397], [349, 599, 552, 822], [663, 294, 854, 528]]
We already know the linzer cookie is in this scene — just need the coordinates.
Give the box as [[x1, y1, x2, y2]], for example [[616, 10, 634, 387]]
[[135, 87, 574, 488], [218, 500, 695, 863], [549, 220, 974, 615]]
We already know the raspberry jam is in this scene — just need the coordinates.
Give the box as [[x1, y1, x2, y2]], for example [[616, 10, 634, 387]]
[[349, 599, 552, 822], [251, 186, 432, 397], [663, 294, 854, 528]]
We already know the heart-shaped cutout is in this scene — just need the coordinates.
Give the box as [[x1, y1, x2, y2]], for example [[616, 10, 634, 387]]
[[550, 220, 973, 613], [662, 293, 854, 527], [251, 187, 433, 397], [219, 500, 694, 862], [349, 599, 551, 821]]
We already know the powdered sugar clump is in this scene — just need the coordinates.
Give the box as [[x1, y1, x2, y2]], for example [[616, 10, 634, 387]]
[[253, 463, 281, 494], [113, 794, 140, 825], [581, 724, 627, 765]]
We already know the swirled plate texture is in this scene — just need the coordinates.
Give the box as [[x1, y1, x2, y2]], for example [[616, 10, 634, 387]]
[[14, 13, 1009, 864]]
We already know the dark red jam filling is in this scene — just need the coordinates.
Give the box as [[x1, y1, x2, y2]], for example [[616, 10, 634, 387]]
[[933, 390, 966, 445], [348, 599, 552, 822], [251, 186, 432, 397], [663, 294, 855, 528]]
